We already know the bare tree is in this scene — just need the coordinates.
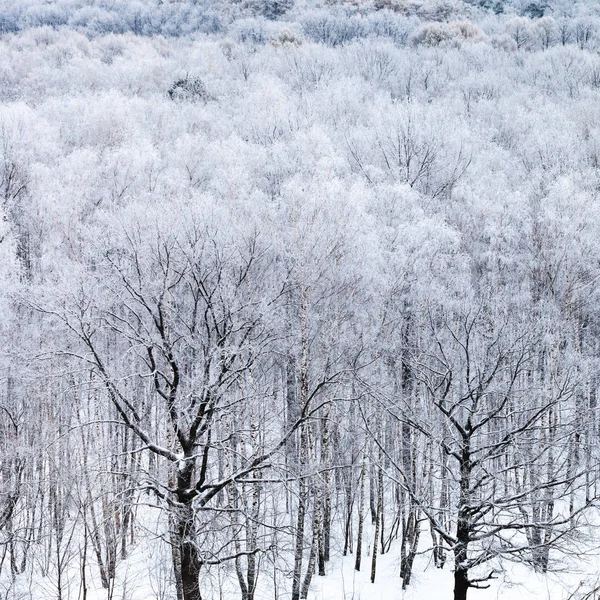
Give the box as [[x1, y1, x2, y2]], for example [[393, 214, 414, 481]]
[[364, 306, 589, 600], [46, 221, 322, 600]]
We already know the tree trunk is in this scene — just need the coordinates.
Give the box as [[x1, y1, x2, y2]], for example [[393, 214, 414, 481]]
[[317, 494, 326, 577], [454, 437, 472, 600], [370, 442, 383, 584], [454, 563, 470, 600], [291, 440, 308, 600], [400, 503, 420, 588], [176, 504, 202, 600], [354, 446, 367, 572], [342, 467, 353, 556], [300, 512, 318, 599]]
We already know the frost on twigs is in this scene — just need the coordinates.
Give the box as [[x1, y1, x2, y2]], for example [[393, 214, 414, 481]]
[[168, 76, 212, 103], [410, 20, 486, 46], [250, 0, 295, 20], [374, 0, 461, 21], [270, 27, 303, 46]]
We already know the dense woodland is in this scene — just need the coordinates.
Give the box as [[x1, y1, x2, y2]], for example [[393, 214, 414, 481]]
[[3, 1, 600, 599]]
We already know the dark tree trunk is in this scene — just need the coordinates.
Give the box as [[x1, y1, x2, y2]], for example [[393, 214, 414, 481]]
[[400, 504, 420, 588], [342, 468, 353, 556], [174, 460, 202, 600], [354, 449, 367, 572], [317, 495, 326, 577], [177, 504, 202, 600], [454, 564, 470, 600], [454, 437, 472, 600]]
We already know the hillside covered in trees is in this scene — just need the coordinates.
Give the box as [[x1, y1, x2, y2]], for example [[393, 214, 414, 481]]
[[3, 1, 600, 599]]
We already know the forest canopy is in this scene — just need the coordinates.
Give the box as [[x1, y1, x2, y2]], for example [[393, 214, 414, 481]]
[[2, 1, 600, 600]]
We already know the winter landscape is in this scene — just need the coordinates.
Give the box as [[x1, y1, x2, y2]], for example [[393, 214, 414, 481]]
[[2, 0, 600, 599]]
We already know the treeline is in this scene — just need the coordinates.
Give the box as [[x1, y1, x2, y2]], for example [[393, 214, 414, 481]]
[[0, 0, 598, 51], [1, 7, 600, 600]]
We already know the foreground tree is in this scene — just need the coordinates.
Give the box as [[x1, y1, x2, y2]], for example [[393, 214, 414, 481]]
[[369, 306, 586, 600], [43, 211, 321, 600]]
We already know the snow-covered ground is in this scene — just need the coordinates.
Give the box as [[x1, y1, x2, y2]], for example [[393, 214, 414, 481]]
[[311, 551, 593, 600], [5, 508, 597, 600]]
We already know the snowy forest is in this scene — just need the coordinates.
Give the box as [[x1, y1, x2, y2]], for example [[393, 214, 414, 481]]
[[3, 0, 600, 599]]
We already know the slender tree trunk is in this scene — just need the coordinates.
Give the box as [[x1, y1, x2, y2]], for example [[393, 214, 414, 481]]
[[369, 461, 377, 525], [370, 441, 383, 584], [400, 503, 420, 588], [354, 445, 367, 572], [292, 286, 311, 600], [300, 512, 318, 599], [80, 530, 88, 600], [317, 493, 325, 577], [343, 467, 353, 556]]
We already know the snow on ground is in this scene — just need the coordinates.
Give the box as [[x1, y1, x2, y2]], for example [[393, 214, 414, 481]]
[[4, 509, 600, 600], [309, 539, 600, 600]]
